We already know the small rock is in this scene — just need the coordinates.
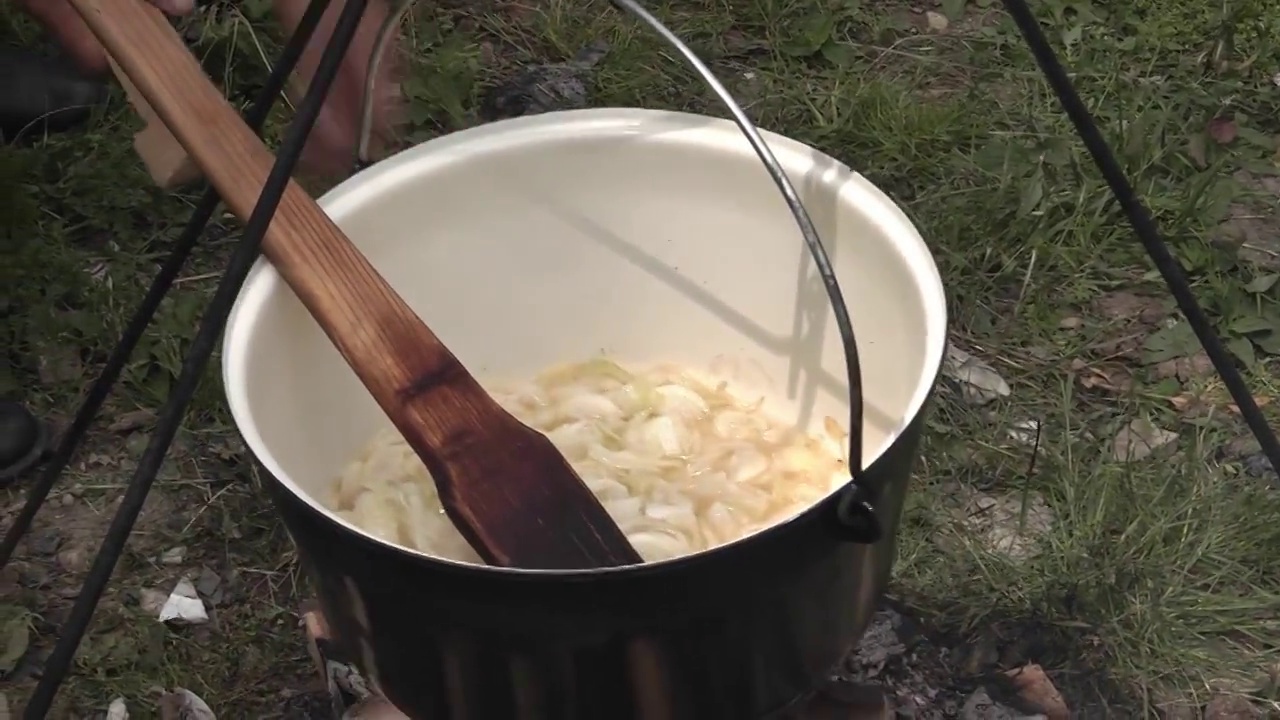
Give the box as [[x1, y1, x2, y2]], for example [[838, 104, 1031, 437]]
[[1204, 694, 1261, 720], [925, 10, 949, 30], [1112, 418, 1178, 462], [159, 688, 216, 720], [1240, 452, 1273, 478], [126, 434, 150, 456], [1221, 436, 1275, 478], [160, 546, 187, 566], [56, 547, 91, 573], [480, 41, 610, 120], [1058, 316, 1083, 330], [1223, 435, 1262, 458], [107, 697, 129, 720], [195, 567, 222, 600], [943, 344, 1011, 405]]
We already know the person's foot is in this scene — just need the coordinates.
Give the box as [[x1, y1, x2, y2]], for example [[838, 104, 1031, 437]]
[[0, 46, 109, 143], [0, 401, 49, 486]]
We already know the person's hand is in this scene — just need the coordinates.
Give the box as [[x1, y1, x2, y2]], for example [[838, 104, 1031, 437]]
[[12, 0, 404, 178]]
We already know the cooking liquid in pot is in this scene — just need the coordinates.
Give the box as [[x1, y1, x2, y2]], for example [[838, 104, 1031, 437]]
[[327, 359, 850, 564]]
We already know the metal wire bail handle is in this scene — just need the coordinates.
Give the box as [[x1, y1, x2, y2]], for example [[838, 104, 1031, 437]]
[[355, 0, 880, 543], [610, 0, 880, 544]]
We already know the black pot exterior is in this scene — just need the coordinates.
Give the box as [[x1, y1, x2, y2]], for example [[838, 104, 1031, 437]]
[[264, 408, 927, 720]]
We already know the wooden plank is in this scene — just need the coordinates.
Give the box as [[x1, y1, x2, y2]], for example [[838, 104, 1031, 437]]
[[106, 54, 201, 190]]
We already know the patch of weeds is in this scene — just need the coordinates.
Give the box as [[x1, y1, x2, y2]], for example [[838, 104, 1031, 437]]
[[401, 10, 484, 136], [902, 405, 1280, 705]]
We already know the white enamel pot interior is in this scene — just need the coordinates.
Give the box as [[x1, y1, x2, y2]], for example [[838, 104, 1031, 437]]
[[221, 107, 947, 570]]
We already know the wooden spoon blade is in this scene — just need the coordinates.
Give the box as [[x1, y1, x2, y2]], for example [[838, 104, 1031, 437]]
[[410, 396, 643, 569]]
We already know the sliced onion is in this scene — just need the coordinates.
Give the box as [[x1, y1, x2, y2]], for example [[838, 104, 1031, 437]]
[[639, 415, 690, 457], [330, 359, 847, 564], [655, 383, 710, 420], [545, 421, 602, 460], [602, 496, 644, 522], [727, 447, 769, 484], [583, 475, 631, 501], [628, 530, 692, 562], [559, 392, 623, 421]]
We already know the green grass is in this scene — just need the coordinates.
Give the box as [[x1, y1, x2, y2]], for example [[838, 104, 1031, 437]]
[[3, 0, 1280, 715]]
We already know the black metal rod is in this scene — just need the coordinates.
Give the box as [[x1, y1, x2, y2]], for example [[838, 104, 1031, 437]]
[[19, 0, 371, 713], [1000, 0, 1280, 477], [0, 0, 337, 571]]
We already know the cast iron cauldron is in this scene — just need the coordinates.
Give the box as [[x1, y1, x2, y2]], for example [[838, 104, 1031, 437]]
[[222, 109, 947, 719]]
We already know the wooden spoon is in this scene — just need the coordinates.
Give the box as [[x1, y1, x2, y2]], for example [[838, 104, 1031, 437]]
[[72, 0, 642, 570]]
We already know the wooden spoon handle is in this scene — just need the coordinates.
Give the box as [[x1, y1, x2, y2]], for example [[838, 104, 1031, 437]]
[[70, 0, 465, 431], [74, 0, 643, 569]]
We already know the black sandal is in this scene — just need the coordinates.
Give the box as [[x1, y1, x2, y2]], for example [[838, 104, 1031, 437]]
[[0, 401, 50, 487], [0, 46, 109, 143]]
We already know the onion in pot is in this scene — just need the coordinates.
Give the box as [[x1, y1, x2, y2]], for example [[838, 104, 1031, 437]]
[[327, 359, 846, 563]]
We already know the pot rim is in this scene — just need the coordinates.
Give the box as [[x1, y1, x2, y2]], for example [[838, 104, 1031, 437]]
[[221, 107, 948, 577]]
